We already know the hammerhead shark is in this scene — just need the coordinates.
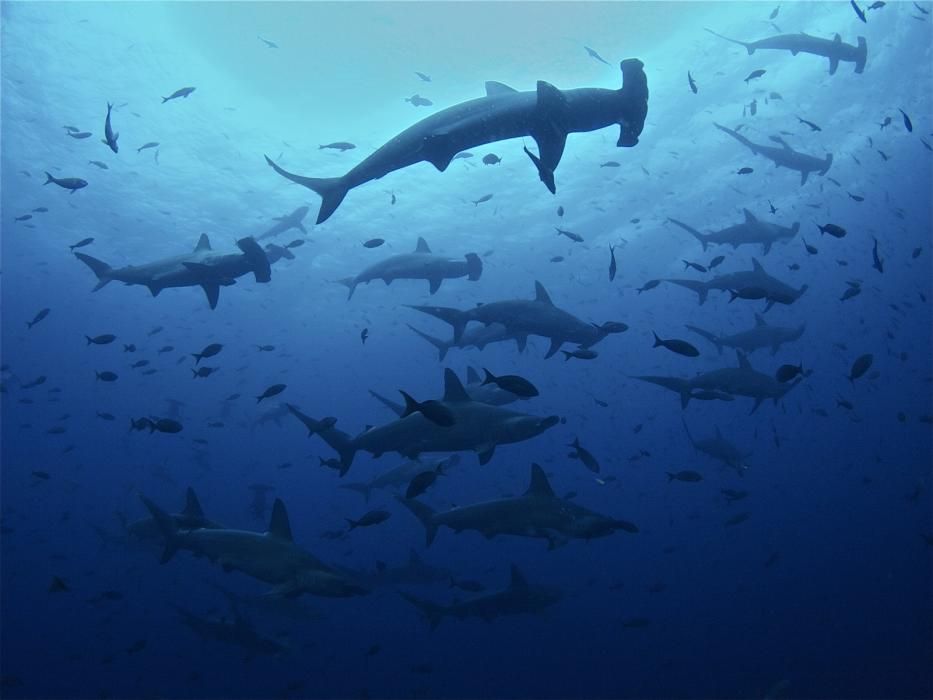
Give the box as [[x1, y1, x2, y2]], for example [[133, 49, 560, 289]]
[[714, 123, 832, 185], [682, 418, 751, 476], [704, 28, 867, 75], [686, 313, 805, 355], [256, 206, 309, 240], [264, 59, 649, 223], [407, 281, 628, 358], [669, 209, 799, 255], [338, 237, 482, 298], [286, 369, 559, 472], [407, 322, 527, 361], [397, 463, 638, 549], [74, 234, 293, 309], [400, 564, 560, 629], [665, 258, 807, 311]]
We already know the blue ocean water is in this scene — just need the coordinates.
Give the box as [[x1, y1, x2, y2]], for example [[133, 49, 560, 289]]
[[1, 1, 932, 698]]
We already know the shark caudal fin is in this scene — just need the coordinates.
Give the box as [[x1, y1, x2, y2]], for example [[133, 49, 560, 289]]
[[854, 36, 868, 74], [668, 218, 709, 251], [236, 236, 272, 283], [396, 496, 439, 547], [337, 277, 359, 300], [285, 404, 357, 475], [138, 495, 180, 564], [406, 324, 450, 361], [685, 324, 723, 354], [74, 253, 114, 291], [465, 253, 483, 281], [399, 591, 446, 630], [406, 305, 468, 343], [704, 28, 754, 54], [264, 155, 348, 225], [665, 279, 709, 305]]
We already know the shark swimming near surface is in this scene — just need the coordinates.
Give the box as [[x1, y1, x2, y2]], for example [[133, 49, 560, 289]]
[[74, 234, 294, 309], [669, 210, 800, 255], [704, 28, 867, 75], [264, 59, 648, 224]]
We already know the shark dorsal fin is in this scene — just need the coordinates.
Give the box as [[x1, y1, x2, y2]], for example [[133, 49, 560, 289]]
[[833, 33, 841, 43], [183, 487, 204, 519], [526, 464, 555, 498], [534, 281, 554, 305], [415, 237, 431, 253], [509, 564, 528, 590], [466, 367, 481, 384], [736, 351, 751, 370], [443, 368, 470, 402], [743, 208, 757, 223], [268, 499, 293, 541], [485, 81, 518, 96], [195, 233, 212, 252], [751, 258, 764, 273]]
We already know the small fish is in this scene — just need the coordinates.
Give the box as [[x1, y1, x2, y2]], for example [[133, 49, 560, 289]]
[[556, 227, 583, 242], [562, 348, 598, 361], [877, 149, 890, 161], [737, 167, 754, 175], [867, 1, 885, 8], [817, 223, 847, 238], [414, 71, 431, 82], [148, 326, 163, 336], [652, 333, 699, 357], [14, 214, 32, 222], [86, 334, 116, 345], [472, 194, 493, 206], [557, 206, 565, 217], [482, 368, 539, 398], [584, 46, 611, 66], [285, 239, 304, 249], [848, 193, 864, 202], [361, 328, 369, 344], [405, 94, 433, 107], [161, 87, 196, 103], [803, 239, 818, 255], [850, 0, 867, 22], [97, 412, 116, 420], [88, 160, 109, 169], [871, 237, 884, 273], [453, 152, 473, 160], [27, 308, 50, 329], [568, 437, 600, 473], [44, 173, 88, 192], [192, 343, 223, 364], [709, 255, 725, 269], [898, 109, 913, 132], [482, 153, 501, 165], [399, 391, 454, 426], [406, 466, 444, 499], [32, 207, 48, 213], [256, 384, 286, 403], [840, 285, 861, 302], [67, 131, 93, 139], [95, 371, 118, 382], [775, 363, 804, 383], [636, 280, 660, 294], [102, 102, 119, 153], [608, 245, 617, 281], [157, 345, 174, 354], [667, 470, 702, 482], [550, 256, 564, 263], [848, 354, 873, 383], [49, 576, 69, 593], [878, 116, 891, 130], [912, 247, 922, 259], [319, 142, 355, 151], [683, 259, 707, 273], [743, 69, 766, 84], [769, 5, 780, 18], [137, 141, 159, 153], [123, 344, 136, 352], [600, 161, 620, 168], [191, 367, 218, 379], [346, 510, 391, 530], [257, 35, 278, 48], [363, 238, 385, 248], [256, 344, 275, 352], [724, 512, 750, 527], [796, 116, 821, 132], [150, 418, 183, 434], [687, 71, 697, 94]]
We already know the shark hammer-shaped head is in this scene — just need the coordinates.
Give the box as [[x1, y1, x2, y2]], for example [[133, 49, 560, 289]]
[[617, 59, 649, 147]]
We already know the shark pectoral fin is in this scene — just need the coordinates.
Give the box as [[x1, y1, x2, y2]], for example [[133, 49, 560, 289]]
[[476, 444, 496, 465], [428, 277, 442, 295], [421, 133, 456, 172], [762, 242, 772, 255], [485, 80, 518, 96], [515, 335, 528, 353], [201, 283, 220, 310], [829, 56, 839, 75], [749, 398, 763, 415], [523, 145, 556, 194], [800, 170, 809, 185], [147, 284, 162, 297], [544, 338, 563, 359]]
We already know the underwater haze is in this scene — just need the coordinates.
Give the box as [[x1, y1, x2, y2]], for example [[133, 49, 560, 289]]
[[1, 1, 932, 698]]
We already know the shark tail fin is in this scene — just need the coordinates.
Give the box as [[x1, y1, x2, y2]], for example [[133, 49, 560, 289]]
[[396, 496, 439, 547], [399, 591, 446, 630], [704, 28, 754, 53], [465, 253, 483, 281], [264, 155, 348, 225], [74, 252, 113, 291], [668, 218, 708, 251], [139, 495, 180, 564], [406, 305, 468, 343], [684, 324, 723, 354], [854, 36, 867, 74], [337, 277, 358, 300], [666, 279, 709, 305], [406, 324, 449, 362]]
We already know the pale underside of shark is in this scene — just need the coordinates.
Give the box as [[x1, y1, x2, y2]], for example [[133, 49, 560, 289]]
[[264, 59, 649, 224]]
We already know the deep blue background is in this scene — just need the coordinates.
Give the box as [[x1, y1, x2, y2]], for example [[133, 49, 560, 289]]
[[2, 2, 931, 698]]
